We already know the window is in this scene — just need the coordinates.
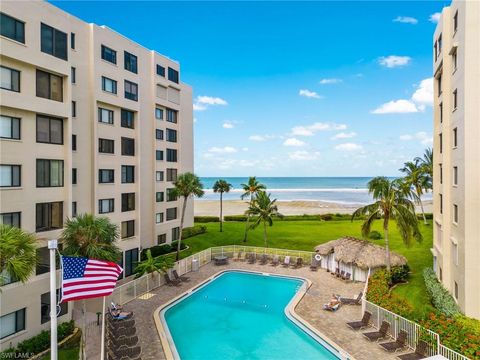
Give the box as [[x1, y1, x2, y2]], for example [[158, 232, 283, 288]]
[[71, 67, 76, 84], [0, 309, 25, 339], [172, 227, 180, 241], [36, 201, 63, 232], [453, 166, 458, 186], [101, 45, 116, 64], [453, 204, 458, 224], [121, 220, 135, 239], [156, 65, 165, 77], [168, 67, 179, 83], [439, 133, 443, 154], [167, 188, 177, 202], [452, 242, 458, 266], [157, 233, 166, 244], [156, 192, 164, 202], [166, 108, 177, 123], [453, 89, 458, 109], [166, 148, 177, 162], [40, 23, 67, 60], [36, 116, 63, 144], [117, 256, 124, 280], [437, 74, 442, 96], [124, 80, 138, 101], [453, 128, 457, 147], [121, 165, 134, 183], [98, 108, 114, 124], [36, 70, 63, 101], [155, 213, 163, 224], [155, 108, 163, 120], [72, 168, 77, 185], [166, 207, 177, 221], [121, 109, 134, 129], [121, 193, 135, 212], [166, 168, 177, 182], [0, 12, 25, 43], [124, 248, 138, 277], [1, 66, 20, 92], [98, 138, 114, 154], [101, 76, 117, 94], [70, 33, 75, 49], [0, 115, 20, 139], [439, 164, 443, 184], [452, 49, 457, 71], [437, 34, 442, 58], [439, 102, 443, 123], [156, 171, 164, 182], [71, 101, 76, 117], [98, 199, 114, 214], [156, 84, 167, 98], [0, 165, 21, 187], [166, 129, 177, 143], [99, 169, 114, 183], [453, 10, 458, 33], [124, 51, 138, 73], [72, 202, 77, 217], [36, 159, 64, 187], [156, 150, 164, 161], [121, 137, 135, 156], [454, 282, 458, 299], [439, 267, 442, 281], [439, 194, 443, 214], [0, 212, 21, 228], [41, 290, 68, 324], [156, 129, 164, 140], [35, 245, 62, 275]]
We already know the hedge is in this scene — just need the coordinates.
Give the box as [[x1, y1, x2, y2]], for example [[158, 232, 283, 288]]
[[182, 225, 207, 239], [194, 216, 220, 223], [423, 268, 460, 317], [222, 213, 361, 222], [224, 215, 248, 222], [368, 230, 383, 240]]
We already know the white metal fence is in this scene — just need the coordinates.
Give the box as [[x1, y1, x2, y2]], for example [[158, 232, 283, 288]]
[[210, 245, 315, 263]]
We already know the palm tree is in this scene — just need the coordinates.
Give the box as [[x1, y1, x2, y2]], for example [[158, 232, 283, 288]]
[[352, 177, 422, 272], [172, 172, 205, 261], [245, 191, 283, 248], [61, 214, 120, 360], [213, 179, 232, 232], [135, 250, 173, 279], [400, 160, 432, 225], [0, 225, 37, 286], [415, 148, 433, 180], [240, 176, 266, 242]]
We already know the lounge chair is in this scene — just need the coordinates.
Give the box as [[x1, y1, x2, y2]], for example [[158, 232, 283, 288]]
[[232, 252, 239, 261], [331, 268, 340, 277], [346, 311, 371, 330], [270, 255, 279, 266], [282, 256, 291, 267], [340, 292, 363, 305], [172, 269, 190, 282], [164, 273, 181, 286], [379, 330, 408, 352], [338, 270, 345, 278], [291, 257, 303, 268], [239, 252, 246, 261], [397, 340, 429, 360], [342, 272, 351, 281], [310, 259, 320, 271], [363, 320, 391, 342], [247, 253, 256, 264], [259, 254, 268, 265]]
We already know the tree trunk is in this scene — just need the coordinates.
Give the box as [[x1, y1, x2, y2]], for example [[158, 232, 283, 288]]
[[263, 221, 268, 248], [243, 194, 253, 243], [176, 196, 188, 261], [417, 189, 427, 225], [82, 299, 86, 360], [383, 220, 391, 272], [220, 192, 223, 232]]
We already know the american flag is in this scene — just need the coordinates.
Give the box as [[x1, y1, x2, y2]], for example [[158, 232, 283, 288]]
[[61, 256, 123, 302]]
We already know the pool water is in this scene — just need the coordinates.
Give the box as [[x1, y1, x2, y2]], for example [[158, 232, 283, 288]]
[[162, 271, 340, 359]]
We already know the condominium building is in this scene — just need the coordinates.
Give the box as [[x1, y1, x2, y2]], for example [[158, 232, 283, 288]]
[[432, 0, 480, 319], [0, 0, 193, 348]]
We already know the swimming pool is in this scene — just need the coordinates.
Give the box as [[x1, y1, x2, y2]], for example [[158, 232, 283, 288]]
[[160, 271, 342, 359]]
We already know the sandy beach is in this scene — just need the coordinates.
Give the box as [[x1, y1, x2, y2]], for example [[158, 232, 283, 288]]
[[194, 200, 433, 216]]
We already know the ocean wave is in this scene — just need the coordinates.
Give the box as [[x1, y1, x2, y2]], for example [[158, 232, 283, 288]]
[[203, 188, 368, 193]]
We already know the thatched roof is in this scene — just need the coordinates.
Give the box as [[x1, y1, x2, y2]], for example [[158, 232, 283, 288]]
[[314, 237, 407, 270]]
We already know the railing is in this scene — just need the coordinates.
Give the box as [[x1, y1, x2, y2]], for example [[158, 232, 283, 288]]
[[211, 245, 315, 263], [439, 344, 471, 360]]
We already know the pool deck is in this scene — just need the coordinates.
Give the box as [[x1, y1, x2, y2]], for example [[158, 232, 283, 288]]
[[85, 262, 413, 360]]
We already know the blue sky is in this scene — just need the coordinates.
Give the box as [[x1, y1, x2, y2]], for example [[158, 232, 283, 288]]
[[52, 1, 445, 177]]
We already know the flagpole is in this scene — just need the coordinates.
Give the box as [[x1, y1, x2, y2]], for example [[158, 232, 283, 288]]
[[48, 240, 58, 360], [100, 296, 106, 360]]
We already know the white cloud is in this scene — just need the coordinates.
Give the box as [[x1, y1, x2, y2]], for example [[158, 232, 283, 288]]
[[393, 16, 418, 24], [208, 146, 237, 153], [378, 55, 412, 68], [400, 132, 433, 145], [411, 78, 433, 109], [371, 99, 419, 114], [399, 134, 414, 141], [193, 95, 228, 111], [319, 78, 342, 84], [299, 89, 322, 99], [193, 103, 207, 111], [335, 143, 363, 151], [283, 138, 306, 147], [429, 12, 441, 23], [248, 134, 276, 142], [288, 150, 320, 161], [222, 121, 234, 129], [291, 122, 346, 137], [241, 147, 249, 152], [331, 132, 357, 140]]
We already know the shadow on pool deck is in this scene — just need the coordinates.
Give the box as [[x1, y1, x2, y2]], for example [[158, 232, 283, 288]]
[[84, 262, 413, 360]]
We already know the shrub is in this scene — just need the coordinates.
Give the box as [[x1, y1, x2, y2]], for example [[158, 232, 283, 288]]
[[182, 225, 207, 239], [320, 214, 333, 221], [423, 268, 460, 317], [368, 230, 383, 240], [194, 216, 220, 223], [390, 265, 410, 284], [279, 214, 322, 221], [224, 215, 248, 222], [141, 228, 204, 260], [417, 213, 433, 220]]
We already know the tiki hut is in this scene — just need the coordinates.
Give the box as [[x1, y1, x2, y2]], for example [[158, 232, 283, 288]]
[[314, 237, 407, 282]]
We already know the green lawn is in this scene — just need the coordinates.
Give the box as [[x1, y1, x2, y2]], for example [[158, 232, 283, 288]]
[[41, 347, 79, 360], [182, 219, 434, 318]]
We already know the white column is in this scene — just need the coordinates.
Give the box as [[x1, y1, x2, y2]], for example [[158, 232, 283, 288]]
[[48, 240, 58, 360]]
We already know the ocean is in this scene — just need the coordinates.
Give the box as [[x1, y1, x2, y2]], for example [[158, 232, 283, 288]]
[[199, 177, 432, 205]]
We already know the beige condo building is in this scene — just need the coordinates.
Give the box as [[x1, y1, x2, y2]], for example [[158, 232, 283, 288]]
[[432, 0, 480, 319], [0, 0, 194, 348]]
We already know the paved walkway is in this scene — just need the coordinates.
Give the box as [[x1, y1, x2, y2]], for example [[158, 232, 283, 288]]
[[84, 262, 414, 360]]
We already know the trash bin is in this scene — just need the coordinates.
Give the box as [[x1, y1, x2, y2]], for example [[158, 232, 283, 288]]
[[192, 258, 199, 272]]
